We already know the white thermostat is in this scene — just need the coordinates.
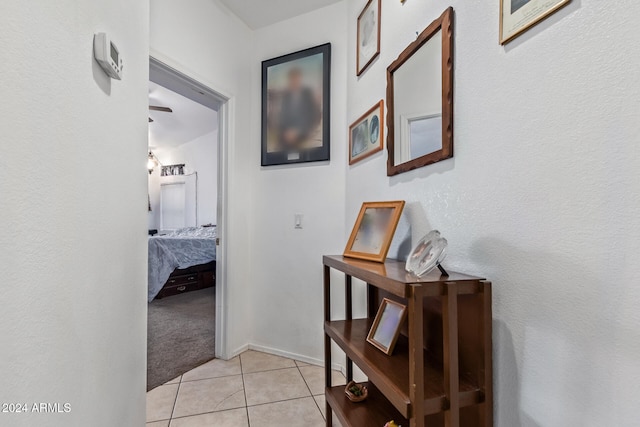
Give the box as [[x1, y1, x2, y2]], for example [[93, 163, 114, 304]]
[[94, 32, 123, 80]]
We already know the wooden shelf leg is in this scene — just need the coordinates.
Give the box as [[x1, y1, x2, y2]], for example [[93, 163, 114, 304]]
[[408, 287, 425, 427], [324, 265, 333, 427], [443, 282, 460, 427], [479, 281, 493, 427], [345, 275, 353, 381]]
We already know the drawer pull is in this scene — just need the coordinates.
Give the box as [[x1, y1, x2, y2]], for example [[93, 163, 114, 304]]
[[177, 286, 187, 292], [188, 276, 196, 281], [169, 279, 176, 284]]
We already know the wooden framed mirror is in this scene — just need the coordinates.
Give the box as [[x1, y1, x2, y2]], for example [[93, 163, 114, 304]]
[[386, 7, 454, 176]]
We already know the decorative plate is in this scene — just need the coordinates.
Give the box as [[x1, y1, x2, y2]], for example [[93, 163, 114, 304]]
[[405, 230, 448, 277]]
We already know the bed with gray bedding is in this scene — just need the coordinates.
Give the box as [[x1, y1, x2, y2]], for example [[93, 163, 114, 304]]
[[148, 226, 216, 302]]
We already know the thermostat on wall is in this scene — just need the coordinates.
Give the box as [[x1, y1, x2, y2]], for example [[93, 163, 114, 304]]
[[94, 32, 123, 80]]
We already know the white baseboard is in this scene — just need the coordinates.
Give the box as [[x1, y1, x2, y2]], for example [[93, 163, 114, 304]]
[[246, 343, 345, 373], [228, 343, 249, 359]]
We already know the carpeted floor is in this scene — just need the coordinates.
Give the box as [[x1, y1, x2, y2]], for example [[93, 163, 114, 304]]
[[147, 287, 216, 391]]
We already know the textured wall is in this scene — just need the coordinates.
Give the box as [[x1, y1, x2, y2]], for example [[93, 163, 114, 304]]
[[0, 1, 149, 426], [346, 0, 640, 425], [249, 2, 348, 362]]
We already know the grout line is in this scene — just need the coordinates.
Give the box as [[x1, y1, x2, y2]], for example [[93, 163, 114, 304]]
[[169, 381, 181, 424], [179, 372, 243, 384], [296, 364, 325, 420], [239, 354, 251, 427]]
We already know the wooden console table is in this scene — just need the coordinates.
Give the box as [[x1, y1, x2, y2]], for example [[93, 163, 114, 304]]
[[323, 255, 492, 427]]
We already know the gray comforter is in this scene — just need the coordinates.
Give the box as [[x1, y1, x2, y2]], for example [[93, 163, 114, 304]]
[[148, 227, 217, 302]]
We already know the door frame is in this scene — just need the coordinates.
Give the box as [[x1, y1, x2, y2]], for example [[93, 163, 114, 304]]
[[149, 55, 231, 359]]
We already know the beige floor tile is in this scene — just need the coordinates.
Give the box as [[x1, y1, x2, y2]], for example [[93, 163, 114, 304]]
[[147, 421, 170, 427], [313, 394, 326, 419], [314, 393, 343, 426], [248, 397, 325, 427], [181, 357, 241, 382], [146, 383, 179, 423], [172, 375, 245, 418], [164, 376, 181, 385], [295, 360, 311, 367], [299, 365, 346, 395], [240, 350, 296, 373], [169, 408, 249, 427], [243, 367, 310, 406]]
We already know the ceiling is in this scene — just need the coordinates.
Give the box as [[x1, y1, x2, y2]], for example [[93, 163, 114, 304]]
[[219, 0, 342, 29], [148, 81, 218, 150]]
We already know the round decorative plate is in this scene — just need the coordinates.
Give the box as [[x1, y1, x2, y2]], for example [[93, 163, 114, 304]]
[[405, 230, 448, 277]]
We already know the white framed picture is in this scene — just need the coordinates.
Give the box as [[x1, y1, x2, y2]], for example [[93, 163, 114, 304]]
[[500, 0, 571, 44]]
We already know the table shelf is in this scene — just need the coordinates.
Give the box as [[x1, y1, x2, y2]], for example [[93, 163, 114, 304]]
[[323, 255, 492, 427], [325, 319, 481, 417]]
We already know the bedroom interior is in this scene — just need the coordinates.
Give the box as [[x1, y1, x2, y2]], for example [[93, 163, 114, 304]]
[[146, 75, 219, 391], [2, 1, 639, 427]]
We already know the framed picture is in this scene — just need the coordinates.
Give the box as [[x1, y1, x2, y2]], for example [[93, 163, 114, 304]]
[[357, 0, 381, 76], [261, 43, 331, 166], [349, 100, 384, 165], [500, 0, 571, 44], [344, 201, 405, 263], [367, 298, 407, 355]]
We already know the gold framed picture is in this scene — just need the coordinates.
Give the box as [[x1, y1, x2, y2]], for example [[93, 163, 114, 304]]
[[367, 298, 407, 355], [349, 100, 384, 165], [357, 0, 381, 76], [344, 201, 405, 263], [500, 0, 571, 44]]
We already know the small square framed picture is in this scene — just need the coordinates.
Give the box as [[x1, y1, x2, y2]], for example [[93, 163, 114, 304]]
[[344, 201, 405, 263], [357, 0, 381, 76], [367, 298, 407, 355], [349, 100, 384, 165]]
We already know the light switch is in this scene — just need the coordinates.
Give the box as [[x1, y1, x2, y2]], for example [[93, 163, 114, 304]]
[[294, 213, 303, 229]]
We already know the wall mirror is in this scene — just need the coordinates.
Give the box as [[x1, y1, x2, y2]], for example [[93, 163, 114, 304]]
[[386, 7, 454, 176]]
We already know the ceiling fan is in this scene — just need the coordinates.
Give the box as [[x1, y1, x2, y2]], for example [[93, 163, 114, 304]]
[[149, 105, 173, 123]]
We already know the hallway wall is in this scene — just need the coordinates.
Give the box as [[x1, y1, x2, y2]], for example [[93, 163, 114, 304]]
[[0, 1, 150, 426]]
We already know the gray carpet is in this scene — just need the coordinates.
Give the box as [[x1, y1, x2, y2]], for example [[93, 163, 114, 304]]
[[147, 287, 216, 391]]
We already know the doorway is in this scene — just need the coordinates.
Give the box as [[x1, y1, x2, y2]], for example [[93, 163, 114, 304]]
[[148, 56, 230, 375]]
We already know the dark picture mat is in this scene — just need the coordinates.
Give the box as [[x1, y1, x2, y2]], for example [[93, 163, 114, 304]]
[[261, 43, 331, 166]]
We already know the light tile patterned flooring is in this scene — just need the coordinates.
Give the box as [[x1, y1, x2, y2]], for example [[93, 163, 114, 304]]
[[147, 350, 345, 427]]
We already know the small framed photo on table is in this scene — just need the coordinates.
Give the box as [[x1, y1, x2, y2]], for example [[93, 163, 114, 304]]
[[367, 298, 407, 355], [349, 100, 384, 165], [261, 43, 331, 166], [357, 0, 381, 76], [344, 200, 405, 263]]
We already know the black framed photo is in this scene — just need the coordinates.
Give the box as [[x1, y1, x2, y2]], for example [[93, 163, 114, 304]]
[[261, 43, 331, 166]]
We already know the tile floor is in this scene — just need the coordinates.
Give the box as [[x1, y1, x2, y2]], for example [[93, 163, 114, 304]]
[[147, 350, 345, 427]]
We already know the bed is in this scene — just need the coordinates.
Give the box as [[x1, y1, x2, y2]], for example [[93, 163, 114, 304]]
[[148, 226, 217, 302]]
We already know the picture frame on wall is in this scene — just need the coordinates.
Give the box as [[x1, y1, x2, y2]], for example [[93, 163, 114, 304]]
[[349, 100, 384, 165], [357, 0, 381, 76], [500, 0, 571, 44], [367, 298, 407, 355], [261, 43, 331, 166], [344, 200, 405, 263]]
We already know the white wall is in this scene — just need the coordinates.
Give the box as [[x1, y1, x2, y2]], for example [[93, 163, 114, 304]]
[[150, 0, 254, 356], [149, 130, 219, 230], [346, 0, 640, 425], [249, 2, 348, 361], [0, 1, 149, 426]]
